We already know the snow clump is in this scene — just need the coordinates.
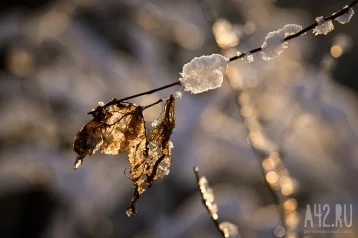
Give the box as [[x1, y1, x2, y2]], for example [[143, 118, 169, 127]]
[[179, 54, 229, 94], [261, 24, 302, 60], [313, 16, 334, 35], [336, 7, 354, 24]]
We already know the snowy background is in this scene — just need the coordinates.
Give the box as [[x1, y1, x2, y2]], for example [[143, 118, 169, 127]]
[[0, 0, 357, 237]]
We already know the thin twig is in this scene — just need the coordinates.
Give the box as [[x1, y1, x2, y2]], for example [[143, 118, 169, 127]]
[[229, 0, 358, 62], [193, 166, 226, 238], [103, 81, 181, 108], [142, 99, 164, 110], [102, 0, 357, 104]]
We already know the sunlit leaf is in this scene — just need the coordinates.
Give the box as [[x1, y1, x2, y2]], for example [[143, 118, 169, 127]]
[[73, 96, 176, 217], [73, 102, 145, 170], [127, 95, 176, 216]]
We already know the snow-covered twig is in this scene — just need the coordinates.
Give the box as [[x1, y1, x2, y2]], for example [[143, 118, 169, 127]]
[[230, 0, 358, 62], [193, 166, 239, 238], [99, 0, 357, 104]]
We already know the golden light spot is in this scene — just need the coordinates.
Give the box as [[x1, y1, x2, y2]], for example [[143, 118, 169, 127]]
[[173, 23, 204, 50], [285, 212, 300, 227], [277, 168, 288, 177], [266, 171, 279, 184], [269, 152, 280, 162], [212, 19, 239, 48], [262, 158, 276, 171], [249, 131, 266, 148], [283, 198, 298, 212], [330, 45, 343, 58], [7, 48, 34, 76], [244, 21, 256, 34], [285, 232, 297, 238], [280, 176, 295, 196]]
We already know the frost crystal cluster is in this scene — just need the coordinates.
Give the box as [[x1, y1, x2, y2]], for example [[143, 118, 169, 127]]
[[336, 7, 354, 24], [245, 53, 254, 63], [199, 176, 218, 220], [313, 16, 334, 35], [261, 24, 302, 60], [179, 54, 228, 94]]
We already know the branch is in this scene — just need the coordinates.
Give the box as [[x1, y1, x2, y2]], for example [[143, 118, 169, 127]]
[[194, 166, 239, 238], [100, 81, 181, 110], [99, 0, 357, 103], [229, 0, 358, 62]]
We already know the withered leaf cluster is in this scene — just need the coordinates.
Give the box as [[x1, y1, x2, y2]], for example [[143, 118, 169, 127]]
[[73, 95, 175, 216]]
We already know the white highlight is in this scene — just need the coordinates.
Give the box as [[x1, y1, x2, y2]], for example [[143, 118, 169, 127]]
[[175, 91, 183, 99], [261, 24, 302, 60], [179, 54, 228, 94]]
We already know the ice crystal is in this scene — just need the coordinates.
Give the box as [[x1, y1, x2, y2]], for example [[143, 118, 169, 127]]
[[261, 24, 302, 60], [175, 90, 183, 99], [313, 16, 334, 35], [245, 52, 254, 63], [336, 7, 354, 24], [179, 54, 228, 94], [236, 51, 243, 59]]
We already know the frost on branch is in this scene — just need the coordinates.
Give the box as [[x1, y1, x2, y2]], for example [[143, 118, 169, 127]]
[[336, 7, 354, 24], [179, 54, 228, 94], [194, 166, 239, 237], [261, 24, 302, 60], [73, 95, 176, 217], [198, 175, 218, 220], [313, 16, 334, 35]]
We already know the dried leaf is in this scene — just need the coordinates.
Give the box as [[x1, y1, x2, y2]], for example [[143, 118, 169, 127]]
[[73, 96, 176, 217], [126, 95, 175, 216], [147, 95, 175, 184], [73, 102, 145, 169]]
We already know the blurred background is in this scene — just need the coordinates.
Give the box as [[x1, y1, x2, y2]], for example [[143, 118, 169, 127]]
[[0, 0, 357, 237]]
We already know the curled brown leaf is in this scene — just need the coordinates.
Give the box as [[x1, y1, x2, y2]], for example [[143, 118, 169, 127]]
[[73, 96, 176, 217]]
